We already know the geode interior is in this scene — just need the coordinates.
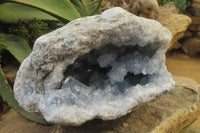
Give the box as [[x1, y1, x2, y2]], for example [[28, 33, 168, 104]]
[[14, 7, 174, 126]]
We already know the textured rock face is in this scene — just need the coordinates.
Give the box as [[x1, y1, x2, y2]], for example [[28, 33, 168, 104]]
[[183, 1, 200, 56], [157, 6, 192, 50], [14, 7, 174, 125], [182, 37, 200, 56], [101, 0, 160, 19]]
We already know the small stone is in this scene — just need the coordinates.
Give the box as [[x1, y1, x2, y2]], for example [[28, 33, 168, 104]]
[[183, 31, 193, 39], [191, 17, 200, 25], [186, 7, 200, 17], [197, 32, 200, 37], [189, 25, 200, 31], [182, 37, 200, 56], [168, 41, 182, 50], [192, 3, 200, 9], [122, 122, 129, 128]]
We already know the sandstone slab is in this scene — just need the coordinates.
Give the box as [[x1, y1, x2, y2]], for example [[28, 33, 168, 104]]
[[1, 76, 199, 133]]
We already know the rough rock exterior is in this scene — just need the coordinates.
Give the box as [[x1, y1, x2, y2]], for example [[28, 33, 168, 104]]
[[101, 0, 160, 19], [14, 7, 174, 125], [182, 37, 200, 56], [157, 6, 192, 50], [181, 1, 200, 56]]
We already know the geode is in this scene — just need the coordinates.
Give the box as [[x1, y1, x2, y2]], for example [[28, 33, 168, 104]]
[[14, 7, 174, 125]]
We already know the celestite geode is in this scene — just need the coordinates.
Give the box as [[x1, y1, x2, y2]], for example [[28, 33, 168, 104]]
[[14, 7, 174, 125]]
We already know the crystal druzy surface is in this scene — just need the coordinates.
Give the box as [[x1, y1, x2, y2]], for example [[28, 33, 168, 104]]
[[14, 7, 174, 125]]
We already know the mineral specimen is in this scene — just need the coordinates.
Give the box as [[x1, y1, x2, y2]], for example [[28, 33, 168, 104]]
[[14, 7, 174, 125]]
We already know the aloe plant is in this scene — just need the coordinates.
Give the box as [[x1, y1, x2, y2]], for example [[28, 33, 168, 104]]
[[0, 34, 32, 62], [0, 0, 103, 23], [0, 3, 57, 23]]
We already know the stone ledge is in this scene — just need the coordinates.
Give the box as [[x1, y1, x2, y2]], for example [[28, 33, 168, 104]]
[[158, 12, 192, 50], [0, 77, 199, 133]]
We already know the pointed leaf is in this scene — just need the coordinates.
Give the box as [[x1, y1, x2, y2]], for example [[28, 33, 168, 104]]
[[9, 0, 82, 22], [70, 0, 102, 16], [0, 3, 58, 23], [0, 34, 32, 63]]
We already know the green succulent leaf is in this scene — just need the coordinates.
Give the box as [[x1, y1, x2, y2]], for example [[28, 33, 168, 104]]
[[70, 0, 103, 16], [0, 34, 32, 63], [8, 0, 82, 23], [0, 67, 48, 124], [0, 3, 58, 23]]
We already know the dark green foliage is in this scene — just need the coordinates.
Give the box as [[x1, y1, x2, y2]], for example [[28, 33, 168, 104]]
[[0, 2, 57, 23], [158, 0, 193, 13], [70, 0, 103, 16], [0, 34, 6, 63], [9, 19, 58, 47], [0, 34, 32, 63], [173, 0, 192, 13], [158, 0, 169, 5]]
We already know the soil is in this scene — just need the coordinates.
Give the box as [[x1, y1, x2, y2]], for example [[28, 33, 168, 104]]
[[166, 51, 200, 84]]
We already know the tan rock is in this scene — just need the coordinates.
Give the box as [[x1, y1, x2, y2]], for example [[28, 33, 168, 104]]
[[0, 77, 199, 133], [182, 37, 200, 56], [168, 41, 182, 51], [191, 17, 200, 25], [192, 3, 200, 9], [187, 6, 200, 17], [183, 30, 193, 38], [189, 25, 200, 31], [158, 12, 192, 50], [197, 32, 200, 37], [101, 0, 160, 19], [193, 0, 200, 3]]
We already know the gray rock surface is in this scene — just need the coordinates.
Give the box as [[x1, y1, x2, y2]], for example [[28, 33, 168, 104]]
[[14, 7, 174, 125]]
